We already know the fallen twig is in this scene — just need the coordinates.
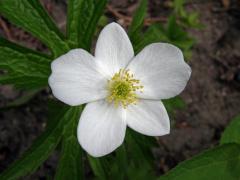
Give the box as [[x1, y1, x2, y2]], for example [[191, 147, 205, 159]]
[[106, 5, 167, 26], [0, 17, 13, 40]]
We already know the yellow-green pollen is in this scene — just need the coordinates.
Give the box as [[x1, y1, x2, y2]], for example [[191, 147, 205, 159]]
[[107, 69, 143, 108]]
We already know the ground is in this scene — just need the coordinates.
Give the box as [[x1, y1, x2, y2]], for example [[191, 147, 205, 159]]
[[0, 0, 240, 179]]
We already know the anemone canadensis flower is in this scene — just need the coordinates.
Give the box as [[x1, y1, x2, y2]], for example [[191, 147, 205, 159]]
[[49, 23, 191, 157]]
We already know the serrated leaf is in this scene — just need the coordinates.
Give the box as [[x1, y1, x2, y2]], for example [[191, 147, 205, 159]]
[[0, 0, 69, 56], [67, 0, 107, 50], [128, 0, 148, 39], [159, 144, 240, 180], [0, 38, 50, 89], [54, 106, 84, 180], [220, 115, 240, 145], [0, 104, 69, 180]]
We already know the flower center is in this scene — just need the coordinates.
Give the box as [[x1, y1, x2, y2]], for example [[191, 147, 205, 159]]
[[107, 69, 143, 108]]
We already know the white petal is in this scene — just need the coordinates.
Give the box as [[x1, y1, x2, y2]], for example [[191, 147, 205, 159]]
[[127, 43, 191, 99], [49, 49, 108, 106], [95, 22, 134, 76], [77, 100, 126, 157], [126, 100, 170, 136]]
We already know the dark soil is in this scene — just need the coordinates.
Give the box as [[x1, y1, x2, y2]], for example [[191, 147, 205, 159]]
[[0, 0, 240, 179]]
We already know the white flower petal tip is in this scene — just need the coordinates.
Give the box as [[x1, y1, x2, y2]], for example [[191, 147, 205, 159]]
[[48, 49, 108, 106], [77, 100, 126, 157], [95, 22, 134, 76], [127, 43, 192, 100], [126, 100, 170, 137]]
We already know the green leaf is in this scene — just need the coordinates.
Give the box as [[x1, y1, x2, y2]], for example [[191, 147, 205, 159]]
[[163, 96, 186, 115], [167, 15, 192, 42], [67, 0, 107, 50], [133, 24, 168, 53], [87, 130, 157, 180], [88, 155, 108, 180], [187, 12, 202, 28], [159, 144, 240, 180], [128, 0, 148, 38], [0, 104, 69, 180], [134, 18, 195, 59], [66, 0, 84, 48], [54, 106, 84, 180], [173, 0, 203, 29], [173, 0, 186, 14], [125, 129, 157, 179], [114, 145, 128, 179], [88, 145, 128, 180], [0, 0, 69, 56], [220, 115, 240, 145], [0, 38, 51, 89]]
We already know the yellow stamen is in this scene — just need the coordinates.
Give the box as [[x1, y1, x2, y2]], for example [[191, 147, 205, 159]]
[[107, 69, 143, 108]]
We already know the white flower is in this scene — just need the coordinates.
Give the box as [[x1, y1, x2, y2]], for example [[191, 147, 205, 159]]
[[48, 22, 191, 157]]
